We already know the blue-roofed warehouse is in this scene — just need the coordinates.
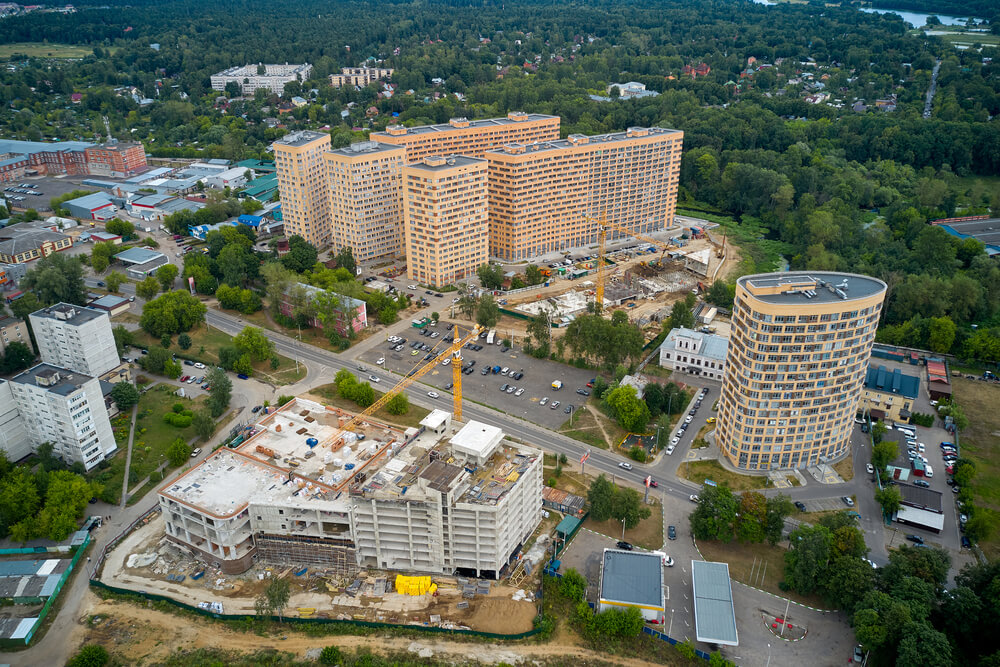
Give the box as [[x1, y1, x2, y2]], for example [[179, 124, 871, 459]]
[[598, 549, 664, 622]]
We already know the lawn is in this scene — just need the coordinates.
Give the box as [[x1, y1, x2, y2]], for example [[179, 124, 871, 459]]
[[131, 321, 306, 386], [308, 380, 430, 430], [91, 384, 212, 504], [677, 459, 769, 491], [833, 456, 855, 482], [558, 406, 609, 450], [584, 497, 664, 550], [953, 377, 1000, 559], [542, 455, 594, 497], [0, 42, 118, 59], [696, 538, 830, 609]]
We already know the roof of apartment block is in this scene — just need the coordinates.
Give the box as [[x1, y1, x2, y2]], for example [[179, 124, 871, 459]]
[[162, 397, 539, 517], [485, 126, 683, 158], [405, 155, 486, 172], [275, 130, 328, 148], [11, 363, 93, 397], [327, 140, 406, 159], [30, 302, 107, 326], [739, 271, 886, 306], [662, 327, 729, 361], [372, 113, 557, 138]]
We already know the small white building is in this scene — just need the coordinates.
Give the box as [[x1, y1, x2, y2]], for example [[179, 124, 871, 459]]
[[205, 167, 250, 190], [659, 327, 728, 381], [29, 303, 120, 377], [449, 420, 503, 466]]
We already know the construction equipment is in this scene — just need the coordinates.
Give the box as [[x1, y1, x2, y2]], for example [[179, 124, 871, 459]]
[[593, 216, 679, 316], [453, 326, 465, 421], [320, 324, 482, 451]]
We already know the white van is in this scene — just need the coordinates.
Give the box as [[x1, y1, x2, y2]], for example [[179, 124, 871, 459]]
[[925, 464, 933, 478], [897, 426, 916, 438]]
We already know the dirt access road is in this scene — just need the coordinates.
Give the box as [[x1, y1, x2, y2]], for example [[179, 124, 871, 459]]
[[74, 591, 667, 666]]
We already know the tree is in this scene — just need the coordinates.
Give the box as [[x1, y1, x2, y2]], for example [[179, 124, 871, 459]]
[[110, 382, 140, 411], [21, 253, 87, 306], [90, 240, 117, 273], [205, 368, 232, 417], [319, 645, 342, 666], [737, 491, 768, 543], [871, 420, 887, 445], [156, 263, 179, 291], [105, 271, 126, 293], [587, 475, 616, 522], [105, 219, 134, 239], [477, 263, 505, 290], [784, 524, 832, 595], [136, 276, 160, 300], [385, 392, 409, 415], [525, 264, 543, 285], [871, 440, 898, 474], [875, 486, 902, 518], [896, 621, 952, 667], [233, 326, 275, 361], [1, 341, 34, 373], [457, 295, 478, 320], [604, 385, 651, 432], [177, 333, 192, 350], [140, 346, 181, 378], [140, 291, 207, 337], [67, 644, 110, 667], [281, 235, 318, 273], [160, 333, 172, 349], [476, 294, 500, 329], [927, 316, 956, 353], [0, 467, 40, 538], [334, 246, 356, 275], [689, 485, 739, 542], [666, 299, 695, 332], [38, 470, 100, 541], [112, 325, 135, 355], [526, 311, 552, 356], [255, 577, 291, 621], [611, 486, 651, 531], [166, 437, 192, 466], [192, 411, 215, 440], [765, 494, 794, 545]]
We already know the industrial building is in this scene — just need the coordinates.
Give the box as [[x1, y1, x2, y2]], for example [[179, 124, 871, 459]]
[[0, 139, 147, 181], [113, 247, 169, 279], [659, 327, 728, 381], [63, 192, 117, 221], [158, 398, 543, 577], [597, 549, 665, 622], [715, 272, 887, 471], [210, 63, 313, 95]]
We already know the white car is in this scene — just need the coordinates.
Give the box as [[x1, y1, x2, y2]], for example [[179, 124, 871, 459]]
[[515, 388, 524, 396], [618, 462, 632, 471], [665, 445, 675, 455], [376, 357, 385, 365], [194, 362, 205, 369], [540, 397, 548, 406], [441, 358, 451, 366], [684, 416, 693, 424], [368, 375, 380, 383], [866, 463, 874, 474], [689, 494, 699, 503], [427, 391, 440, 399], [408, 284, 417, 289]]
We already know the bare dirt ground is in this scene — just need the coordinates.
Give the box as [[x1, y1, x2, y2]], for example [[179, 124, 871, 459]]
[[74, 591, 664, 666]]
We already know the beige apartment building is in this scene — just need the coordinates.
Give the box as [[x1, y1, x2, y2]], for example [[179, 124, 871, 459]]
[[715, 272, 887, 471], [330, 66, 394, 88], [273, 131, 333, 247], [373, 112, 560, 163], [486, 127, 683, 260], [403, 156, 488, 287], [325, 141, 407, 260]]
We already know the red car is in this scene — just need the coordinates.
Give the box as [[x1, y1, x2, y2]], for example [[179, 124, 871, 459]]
[[649, 480, 659, 488], [586, 379, 595, 388], [179, 375, 189, 382]]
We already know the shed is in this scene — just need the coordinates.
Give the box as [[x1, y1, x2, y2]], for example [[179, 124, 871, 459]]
[[64, 192, 116, 221], [420, 409, 451, 434], [87, 294, 130, 316]]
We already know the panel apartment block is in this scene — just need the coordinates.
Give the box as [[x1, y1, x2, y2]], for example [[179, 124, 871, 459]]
[[329, 67, 394, 88], [486, 127, 683, 260], [372, 112, 560, 163], [8, 364, 117, 470], [0, 380, 30, 462], [30, 303, 119, 377], [325, 141, 406, 260], [274, 131, 333, 247], [210, 63, 313, 95], [716, 272, 887, 471], [158, 398, 542, 578], [403, 156, 488, 288]]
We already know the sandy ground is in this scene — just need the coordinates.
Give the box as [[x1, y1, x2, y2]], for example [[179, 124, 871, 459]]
[[74, 591, 661, 666]]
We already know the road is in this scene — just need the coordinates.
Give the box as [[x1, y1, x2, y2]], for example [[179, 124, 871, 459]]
[[924, 58, 942, 119]]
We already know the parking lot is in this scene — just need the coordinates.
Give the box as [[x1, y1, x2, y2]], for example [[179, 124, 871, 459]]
[[8, 175, 94, 211], [359, 319, 595, 430]]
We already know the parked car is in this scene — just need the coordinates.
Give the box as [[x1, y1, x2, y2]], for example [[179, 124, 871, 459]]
[[794, 501, 807, 512], [961, 536, 972, 549], [905, 534, 924, 544], [515, 388, 524, 396], [842, 496, 855, 507], [237, 373, 249, 379], [914, 480, 930, 488], [667, 525, 677, 540], [616, 541, 633, 551], [550, 401, 560, 410], [689, 495, 699, 503], [577, 388, 590, 396], [191, 448, 202, 458], [539, 397, 548, 406]]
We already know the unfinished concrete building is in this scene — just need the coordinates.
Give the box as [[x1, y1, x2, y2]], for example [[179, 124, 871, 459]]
[[157, 398, 543, 578]]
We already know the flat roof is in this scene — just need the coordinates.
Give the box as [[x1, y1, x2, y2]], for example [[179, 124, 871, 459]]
[[600, 549, 663, 608], [738, 271, 886, 306], [896, 504, 945, 531], [30, 302, 107, 326], [936, 218, 1000, 247], [372, 113, 557, 138], [486, 126, 682, 157], [275, 130, 328, 148], [65, 192, 114, 209], [420, 409, 450, 430], [692, 560, 739, 646], [405, 155, 485, 172], [327, 141, 406, 159], [114, 247, 166, 265], [450, 420, 503, 458], [89, 294, 129, 309], [899, 484, 943, 513], [11, 363, 93, 397]]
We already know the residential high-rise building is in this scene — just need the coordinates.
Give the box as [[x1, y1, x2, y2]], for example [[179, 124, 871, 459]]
[[486, 127, 683, 260], [274, 131, 333, 246], [325, 141, 406, 260], [372, 112, 561, 163], [329, 67, 394, 88], [715, 272, 887, 471], [403, 156, 488, 287], [8, 364, 117, 470], [30, 303, 119, 377], [0, 381, 30, 462], [0, 314, 33, 355]]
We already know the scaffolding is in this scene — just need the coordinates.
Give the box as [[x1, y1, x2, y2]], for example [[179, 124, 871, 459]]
[[254, 533, 358, 578]]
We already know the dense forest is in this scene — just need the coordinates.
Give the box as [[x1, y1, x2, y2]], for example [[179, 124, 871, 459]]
[[0, 0, 998, 361]]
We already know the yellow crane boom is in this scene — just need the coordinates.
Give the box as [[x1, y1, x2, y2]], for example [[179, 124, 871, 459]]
[[320, 324, 483, 450], [593, 217, 678, 315]]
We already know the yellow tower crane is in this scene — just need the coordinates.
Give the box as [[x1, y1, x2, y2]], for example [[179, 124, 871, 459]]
[[319, 324, 483, 451], [589, 214, 609, 313], [593, 217, 679, 316]]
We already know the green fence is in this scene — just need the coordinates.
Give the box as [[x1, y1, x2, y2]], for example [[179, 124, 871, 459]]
[[0, 532, 91, 648], [89, 580, 541, 640]]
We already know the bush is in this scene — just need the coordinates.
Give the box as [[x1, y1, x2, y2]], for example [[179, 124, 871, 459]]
[[910, 412, 935, 427], [163, 413, 193, 427], [172, 403, 186, 413], [547, 477, 557, 487], [319, 645, 342, 666], [67, 643, 109, 667], [276, 395, 294, 406], [628, 446, 647, 463]]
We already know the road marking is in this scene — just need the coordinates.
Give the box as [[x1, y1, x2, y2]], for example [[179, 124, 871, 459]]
[[683, 606, 689, 613]]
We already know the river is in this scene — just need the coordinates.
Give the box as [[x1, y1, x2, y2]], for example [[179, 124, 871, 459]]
[[749, 0, 982, 28]]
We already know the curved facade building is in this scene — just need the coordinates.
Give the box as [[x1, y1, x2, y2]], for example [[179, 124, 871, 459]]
[[716, 272, 887, 471]]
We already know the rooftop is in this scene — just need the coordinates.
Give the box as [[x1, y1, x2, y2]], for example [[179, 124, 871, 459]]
[[662, 327, 729, 361], [599, 549, 663, 608], [131, 194, 173, 207], [30, 302, 107, 326], [0, 222, 70, 256], [405, 155, 486, 172], [89, 294, 129, 309], [738, 271, 886, 306], [692, 560, 739, 646], [372, 113, 557, 138], [486, 126, 682, 158], [899, 483, 943, 513], [450, 420, 503, 460], [114, 247, 166, 265], [275, 130, 328, 148], [934, 218, 1000, 252], [864, 365, 919, 399], [327, 140, 406, 159], [11, 363, 93, 397], [0, 138, 94, 156], [163, 398, 539, 517], [65, 192, 114, 210]]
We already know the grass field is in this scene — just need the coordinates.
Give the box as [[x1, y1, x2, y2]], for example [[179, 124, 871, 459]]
[[677, 459, 769, 491], [585, 498, 664, 550], [132, 322, 305, 386], [953, 377, 1000, 559], [0, 42, 110, 59], [933, 31, 1000, 47], [308, 380, 430, 430]]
